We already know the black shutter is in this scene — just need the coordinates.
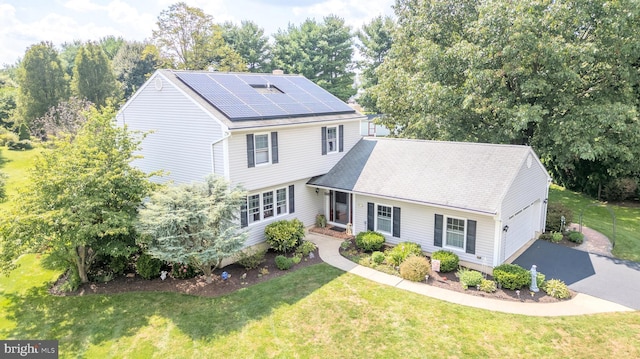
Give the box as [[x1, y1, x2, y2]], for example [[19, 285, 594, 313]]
[[321, 127, 327, 155], [434, 214, 443, 247], [367, 202, 375, 231], [339, 125, 344, 152], [271, 132, 278, 164], [392, 207, 401, 238], [246, 134, 255, 168], [466, 220, 476, 254], [240, 199, 248, 228], [288, 185, 295, 213]]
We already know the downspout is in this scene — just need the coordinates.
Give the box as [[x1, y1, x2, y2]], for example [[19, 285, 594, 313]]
[[211, 131, 231, 176]]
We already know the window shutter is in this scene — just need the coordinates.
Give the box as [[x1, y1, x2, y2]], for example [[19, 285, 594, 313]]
[[288, 185, 295, 213], [466, 220, 476, 254], [392, 207, 401, 238], [246, 134, 255, 168], [434, 214, 443, 247], [321, 127, 327, 155], [339, 125, 344, 152], [240, 199, 248, 228], [271, 132, 278, 164], [367, 202, 375, 231]]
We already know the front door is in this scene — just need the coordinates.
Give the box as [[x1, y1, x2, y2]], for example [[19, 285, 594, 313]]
[[329, 191, 350, 225]]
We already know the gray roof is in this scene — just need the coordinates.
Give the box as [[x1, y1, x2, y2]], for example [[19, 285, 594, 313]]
[[308, 137, 543, 214], [158, 70, 363, 130]]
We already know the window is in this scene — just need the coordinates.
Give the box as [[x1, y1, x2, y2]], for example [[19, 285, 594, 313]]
[[254, 134, 269, 165], [276, 188, 287, 215], [327, 127, 337, 153], [377, 205, 392, 233], [263, 191, 274, 219], [321, 125, 344, 155], [248, 194, 260, 224], [247, 132, 278, 167], [243, 187, 289, 225], [446, 217, 465, 249]]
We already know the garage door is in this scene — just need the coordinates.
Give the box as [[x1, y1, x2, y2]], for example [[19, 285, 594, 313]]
[[504, 201, 539, 260]]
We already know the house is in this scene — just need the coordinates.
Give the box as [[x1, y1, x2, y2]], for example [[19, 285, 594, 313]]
[[360, 114, 391, 137], [117, 69, 550, 269]]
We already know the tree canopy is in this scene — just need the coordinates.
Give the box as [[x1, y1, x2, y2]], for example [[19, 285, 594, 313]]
[[223, 20, 272, 72], [0, 107, 154, 285], [136, 175, 247, 283], [112, 41, 159, 100], [16, 42, 69, 132], [273, 15, 356, 101], [71, 42, 118, 108], [152, 2, 245, 71], [376, 0, 640, 196]]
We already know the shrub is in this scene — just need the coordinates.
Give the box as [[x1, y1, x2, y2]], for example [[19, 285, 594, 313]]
[[7, 139, 33, 151], [399, 255, 431, 281], [603, 177, 638, 202], [371, 251, 385, 265], [355, 231, 386, 252], [170, 262, 199, 279], [18, 123, 30, 140], [543, 279, 571, 299], [567, 230, 584, 244], [315, 214, 327, 228], [479, 279, 497, 293], [275, 255, 294, 270], [536, 272, 546, 290], [385, 242, 422, 266], [291, 254, 302, 265], [492, 263, 530, 290], [538, 233, 552, 241], [237, 249, 266, 270], [136, 253, 162, 280], [265, 219, 305, 253], [0, 131, 18, 146], [546, 202, 573, 232], [431, 250, 460, 272], [457, 268, 484, 289], [109, 255, 129, 275], [296, 240, 317, 257], [550, 231, 563, 243]]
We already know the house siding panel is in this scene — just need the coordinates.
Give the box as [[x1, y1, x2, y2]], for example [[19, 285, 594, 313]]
[[353, 195, 495, 266], [228, 120, 361, 191], [116, 74, 226, 184]]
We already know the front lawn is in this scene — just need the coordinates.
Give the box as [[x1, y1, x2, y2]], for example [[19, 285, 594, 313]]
[[549, 185, 640, 262], [0, 147, 42, 212], [1, 255, 639, 358]]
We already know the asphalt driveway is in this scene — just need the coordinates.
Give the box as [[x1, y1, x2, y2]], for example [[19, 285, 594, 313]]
[[513, 240, 640, 310]]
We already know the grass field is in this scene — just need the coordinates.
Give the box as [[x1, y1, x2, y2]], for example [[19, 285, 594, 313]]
[[1, 256, 639, 358], [549, 185, 640, 262], [0, 147, 42, 212]]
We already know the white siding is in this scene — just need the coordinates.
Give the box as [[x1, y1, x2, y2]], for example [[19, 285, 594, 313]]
[[352, 195, 496, 266], [499, 150, 550, 261], [228, 120, 361, 191], [116, 74, 227, 184], [242, 179, 323, 247]]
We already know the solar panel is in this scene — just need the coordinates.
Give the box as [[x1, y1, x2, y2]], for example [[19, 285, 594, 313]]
[[174, 71, 355, 121]]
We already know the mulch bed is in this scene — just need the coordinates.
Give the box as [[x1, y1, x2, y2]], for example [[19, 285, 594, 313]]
[[52, 249, 323, 298], [338, 237, 575, 304]]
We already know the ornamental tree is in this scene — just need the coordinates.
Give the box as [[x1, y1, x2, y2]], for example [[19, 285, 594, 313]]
[[136, 175, 247, 283], [0, 107, 154, 285]]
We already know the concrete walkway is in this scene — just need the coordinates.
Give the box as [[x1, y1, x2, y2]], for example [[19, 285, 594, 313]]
[[307, 233, 635, 316]]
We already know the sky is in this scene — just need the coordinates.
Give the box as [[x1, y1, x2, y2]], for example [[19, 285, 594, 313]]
[[0, 0, 395, 66]]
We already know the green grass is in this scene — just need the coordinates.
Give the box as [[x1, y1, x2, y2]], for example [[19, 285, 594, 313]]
[[0, 147, 42, 212], [1, 256, 639, 358], [549, 185, 640, 262]]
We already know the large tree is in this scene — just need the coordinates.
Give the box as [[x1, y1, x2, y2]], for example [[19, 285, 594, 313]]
[[376, 0, 640, 196], [99, 35, 125, 60], [152, 2, 245, 71], [272, 15, 356, 101], [222, 20, 272, 72], [30, 97, 92, 140], [136, 175, 247, 283], [112, 41, 159, 99], [356, 16, 395, 113], [0, 68, 18, 129], [71, 42, 118, 108], [16, 42, 69, 131], [0, 107, 154, 285]]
